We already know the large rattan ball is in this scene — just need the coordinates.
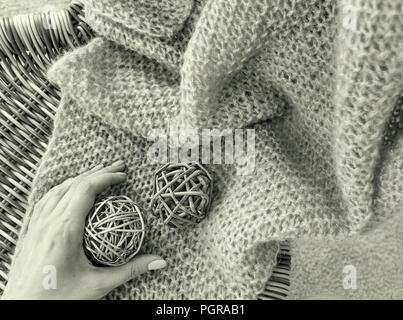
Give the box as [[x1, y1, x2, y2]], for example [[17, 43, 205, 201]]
[[151, 163, 213, 228], [84, 196, 145, 266]]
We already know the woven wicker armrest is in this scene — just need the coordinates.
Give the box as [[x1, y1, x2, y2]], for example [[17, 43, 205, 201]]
[[0, 1, 93, 293], [0, 1, 290, 299]]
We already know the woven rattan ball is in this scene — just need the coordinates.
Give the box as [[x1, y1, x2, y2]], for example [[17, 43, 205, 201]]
[[84, 196, 145, 266], [151, 163, 213, 228]]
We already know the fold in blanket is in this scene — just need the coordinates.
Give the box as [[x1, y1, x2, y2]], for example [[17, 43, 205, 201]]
[[10, 0, 403, 299]]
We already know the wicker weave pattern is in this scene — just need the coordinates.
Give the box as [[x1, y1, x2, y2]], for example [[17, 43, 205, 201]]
[[0, 1, 93, 293], [0, 1, 291, 299], [258, 242, 291, 300]]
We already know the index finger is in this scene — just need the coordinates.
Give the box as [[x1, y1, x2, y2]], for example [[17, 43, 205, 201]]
[[65, 171, 127, 224]]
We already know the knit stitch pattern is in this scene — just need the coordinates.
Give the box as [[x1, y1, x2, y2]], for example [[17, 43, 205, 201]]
[[9, 0, 403, 299]]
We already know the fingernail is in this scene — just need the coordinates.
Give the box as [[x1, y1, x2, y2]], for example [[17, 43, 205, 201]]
[[148, 259, 167, 271], [111, 160, 125, 167], [116, 172, 127, 177]]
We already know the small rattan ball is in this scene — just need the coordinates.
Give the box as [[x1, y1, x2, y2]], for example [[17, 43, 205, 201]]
[[151, 163, 213, 228], [84, 196, 145, 266]]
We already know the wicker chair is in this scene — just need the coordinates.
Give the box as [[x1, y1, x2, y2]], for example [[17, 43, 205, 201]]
[[0, 1, 290, 299]]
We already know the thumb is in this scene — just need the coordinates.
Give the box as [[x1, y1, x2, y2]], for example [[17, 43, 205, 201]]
[[101, 255, 167, 288]]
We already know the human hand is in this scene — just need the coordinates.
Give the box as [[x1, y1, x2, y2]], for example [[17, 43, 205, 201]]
[[2, 161, 166, 300]]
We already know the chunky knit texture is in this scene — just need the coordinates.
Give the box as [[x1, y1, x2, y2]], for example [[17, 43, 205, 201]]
[[288, 201, 403, 300], [10, 0, 403, 299]]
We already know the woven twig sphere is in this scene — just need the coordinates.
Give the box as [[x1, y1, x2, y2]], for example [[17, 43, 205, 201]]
[[151, 163, 213, 228], [84, 196, 145, 266]]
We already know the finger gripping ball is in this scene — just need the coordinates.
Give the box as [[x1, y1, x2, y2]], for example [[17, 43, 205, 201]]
[[84, 196, 145, 266], [151, 163, 213, 228]]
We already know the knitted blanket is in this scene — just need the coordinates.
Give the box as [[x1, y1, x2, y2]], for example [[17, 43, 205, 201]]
[[13, 0, 403, 299]]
